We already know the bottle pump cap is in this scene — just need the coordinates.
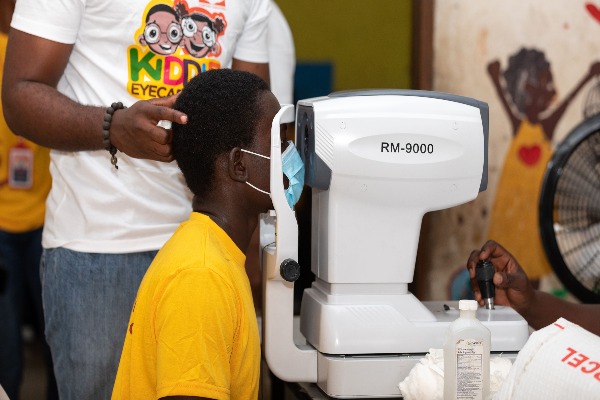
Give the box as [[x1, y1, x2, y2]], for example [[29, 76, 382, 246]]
[[458, 299, 478, 311]]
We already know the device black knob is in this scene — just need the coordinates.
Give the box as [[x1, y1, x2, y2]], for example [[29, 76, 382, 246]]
[[280, 258, 301, 282], [476, 260, 496, 309]]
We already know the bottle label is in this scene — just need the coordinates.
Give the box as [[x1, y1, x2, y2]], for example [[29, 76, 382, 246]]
[[455, 338, 484, 400]]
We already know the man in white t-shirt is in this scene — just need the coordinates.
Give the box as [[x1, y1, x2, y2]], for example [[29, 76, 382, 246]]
[[1, 1, 271, 399]]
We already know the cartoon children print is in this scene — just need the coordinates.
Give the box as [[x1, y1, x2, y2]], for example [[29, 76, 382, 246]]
[[139, 0, 225, 58], [138, 4, 183, 56], [487, 47, 600, 286], [177, 3, 225, 58], [128, 0, 227, 100]]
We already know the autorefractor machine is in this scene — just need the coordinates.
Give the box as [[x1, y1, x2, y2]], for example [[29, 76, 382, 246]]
[[260, 90, 529, 398]]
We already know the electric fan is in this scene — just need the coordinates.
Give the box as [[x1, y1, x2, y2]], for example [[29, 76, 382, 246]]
[[539, 114, 600, 303]]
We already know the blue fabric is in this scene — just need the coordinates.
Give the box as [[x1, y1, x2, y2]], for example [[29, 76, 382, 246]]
[[41, 247, 156, 400], [281, 140, 305, 208], [0, 227, 57, 400]]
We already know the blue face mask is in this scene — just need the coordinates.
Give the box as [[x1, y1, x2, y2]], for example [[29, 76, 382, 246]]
[[281, 140, 305, 208], [241, 140, 305, 209]]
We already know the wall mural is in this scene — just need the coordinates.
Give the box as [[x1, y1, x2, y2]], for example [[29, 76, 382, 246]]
[[430, 1, 600, 301], [487, 50, 600, 286]]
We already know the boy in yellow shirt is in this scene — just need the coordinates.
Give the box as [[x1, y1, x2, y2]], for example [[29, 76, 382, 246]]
[[112, 69, 285, 400]]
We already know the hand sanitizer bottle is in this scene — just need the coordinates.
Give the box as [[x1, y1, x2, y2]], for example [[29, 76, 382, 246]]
[[444, 299, 490, 400]]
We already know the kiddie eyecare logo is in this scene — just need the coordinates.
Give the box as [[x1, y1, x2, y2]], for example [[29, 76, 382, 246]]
[[127, 0, 226, 100]]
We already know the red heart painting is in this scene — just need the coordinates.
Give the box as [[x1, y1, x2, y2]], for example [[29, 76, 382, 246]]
[[586, 3, 600, 23], [518, 144, 541, 166]]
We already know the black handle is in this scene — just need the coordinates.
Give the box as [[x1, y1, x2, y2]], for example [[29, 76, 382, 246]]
[[476, 260, 496, 303]]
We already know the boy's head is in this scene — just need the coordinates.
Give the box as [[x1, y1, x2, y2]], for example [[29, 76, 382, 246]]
[[173, 69, 279, 204]]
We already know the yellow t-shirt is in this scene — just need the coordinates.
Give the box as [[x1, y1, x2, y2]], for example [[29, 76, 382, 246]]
[[112, 213, 260, 400], [0, 32, 51, 232]]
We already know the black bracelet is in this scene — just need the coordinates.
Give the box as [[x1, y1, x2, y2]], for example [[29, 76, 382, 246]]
[[102, 102, 126, 169]]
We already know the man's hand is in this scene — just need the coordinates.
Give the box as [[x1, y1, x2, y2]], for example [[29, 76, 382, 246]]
[[468, 240, 600, 333], [467, 240, 536, 314], [109, 94, 188, 162], [2, 29, 188, 162]]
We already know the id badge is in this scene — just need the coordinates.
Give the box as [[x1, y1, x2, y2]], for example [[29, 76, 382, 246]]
[[8, 145, 34, 189]]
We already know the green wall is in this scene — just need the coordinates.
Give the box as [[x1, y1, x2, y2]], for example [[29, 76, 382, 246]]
[[276, 0, 413, 92]]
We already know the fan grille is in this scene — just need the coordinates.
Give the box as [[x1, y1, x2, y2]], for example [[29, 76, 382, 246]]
[[553, 131, 600, 293]]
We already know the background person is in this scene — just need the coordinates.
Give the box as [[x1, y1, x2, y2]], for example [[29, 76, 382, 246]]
[[467, 240, 600, 335], [0, 0, 57, 398]]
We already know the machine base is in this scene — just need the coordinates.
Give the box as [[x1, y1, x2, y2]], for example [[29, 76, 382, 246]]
[[315, 350, 519, 399], [296, 299, 528, 398], [301, 288, 530, 354]]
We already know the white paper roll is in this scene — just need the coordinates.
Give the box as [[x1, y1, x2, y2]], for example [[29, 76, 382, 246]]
[[494, 318, 600, 399]]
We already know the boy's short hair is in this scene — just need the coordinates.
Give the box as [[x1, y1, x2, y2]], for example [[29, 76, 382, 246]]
[[173, 69, 270, 198]]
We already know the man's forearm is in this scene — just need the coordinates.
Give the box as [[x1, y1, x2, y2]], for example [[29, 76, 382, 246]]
[[2, 28, 105, 151], [232, 58, 269, 87], [518, 290, 600, 335], [3, 80, 105, 151]]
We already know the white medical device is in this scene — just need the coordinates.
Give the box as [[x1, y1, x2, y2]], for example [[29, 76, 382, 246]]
[[261, 91, 529, 398]]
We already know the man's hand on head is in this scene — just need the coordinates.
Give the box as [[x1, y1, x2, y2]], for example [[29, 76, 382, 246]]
[[109, 94, 188, 163]]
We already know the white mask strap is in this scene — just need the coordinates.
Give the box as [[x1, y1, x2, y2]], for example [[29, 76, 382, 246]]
[[246, 181, 270, 195], [241, 148, 270, 160]]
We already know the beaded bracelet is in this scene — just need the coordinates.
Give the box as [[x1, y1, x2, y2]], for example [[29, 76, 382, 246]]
[[102, 102, 126, 169]]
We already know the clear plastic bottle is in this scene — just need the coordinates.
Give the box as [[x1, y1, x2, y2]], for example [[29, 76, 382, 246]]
[[444, 299, 490, 400]]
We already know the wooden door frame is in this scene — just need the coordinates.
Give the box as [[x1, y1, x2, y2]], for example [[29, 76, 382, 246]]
[[411, 0, 434, 299]]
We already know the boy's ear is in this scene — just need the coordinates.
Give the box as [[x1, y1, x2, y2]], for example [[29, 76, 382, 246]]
[[228, 147, 248, 182]]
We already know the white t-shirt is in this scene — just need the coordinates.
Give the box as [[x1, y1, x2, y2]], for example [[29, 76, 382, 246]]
[[11, 0, 270, 253]]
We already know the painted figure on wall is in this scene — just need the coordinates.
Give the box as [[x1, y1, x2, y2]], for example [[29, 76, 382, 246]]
[[487, 47, 600, 286]]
